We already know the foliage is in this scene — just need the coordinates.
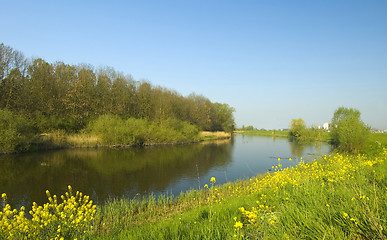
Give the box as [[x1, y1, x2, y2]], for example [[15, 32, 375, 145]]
[[0, 186, 96, 240], [289, 118, 307, 138], [0, 43, 235, 144], [331, 107, 370, 154], [213, 103, 235, 133], [238, 125, 255, 131], [289, 118, 324, 143], [0, 109, 34, 153], [87, 114, 200, 145]]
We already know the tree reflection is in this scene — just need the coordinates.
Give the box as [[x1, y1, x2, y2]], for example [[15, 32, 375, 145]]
[[289, 140, 306, 158], [0, 140, 233, 208]]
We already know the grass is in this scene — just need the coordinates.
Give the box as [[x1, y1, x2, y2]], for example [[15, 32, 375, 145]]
[[238, 129, 332, 142], [199, 131, 232, 140], [35, 131, 101, 150], [35, 130, 231, 151], [237, 130, 290, 138]]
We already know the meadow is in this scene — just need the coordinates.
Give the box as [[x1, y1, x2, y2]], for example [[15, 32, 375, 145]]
[[1, 134, 386, 239]]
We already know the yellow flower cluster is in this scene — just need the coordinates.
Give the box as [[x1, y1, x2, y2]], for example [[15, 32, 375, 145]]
[[233, 148, 387, 234], [0, 185, 96, 240]]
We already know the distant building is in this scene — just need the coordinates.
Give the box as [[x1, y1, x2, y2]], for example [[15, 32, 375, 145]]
[[323, 122, 330, 131]]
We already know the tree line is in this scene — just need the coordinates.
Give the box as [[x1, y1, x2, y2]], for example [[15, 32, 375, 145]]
[[0, 43, 235, 134]]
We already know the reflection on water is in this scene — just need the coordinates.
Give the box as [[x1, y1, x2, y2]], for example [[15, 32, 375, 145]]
[[0, 135, 331, 208]]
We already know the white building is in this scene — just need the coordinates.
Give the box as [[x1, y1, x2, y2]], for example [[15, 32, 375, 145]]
[[323, 122, 330, 131]]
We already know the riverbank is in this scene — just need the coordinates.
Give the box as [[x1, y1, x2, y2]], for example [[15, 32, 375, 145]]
[[91, 136, 386, 239], [237, 129, 332, 142], [236, 130, 290, 138], [29, 130, 232, 152], [1, 134, 385, 239]]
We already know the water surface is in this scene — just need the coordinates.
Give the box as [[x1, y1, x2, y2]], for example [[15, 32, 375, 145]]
[[0, 135, 331, 208]]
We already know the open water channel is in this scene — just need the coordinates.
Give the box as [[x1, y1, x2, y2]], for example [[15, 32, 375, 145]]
[[0, 134, 331, 208]]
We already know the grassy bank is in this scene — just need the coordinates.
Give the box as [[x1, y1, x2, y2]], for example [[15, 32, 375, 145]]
[[236, 130, 290, 138], [238, 129, 332, 142], [91, 142, 386, 239], [1, 135, 386, 239], [33, 130, 231, 151]]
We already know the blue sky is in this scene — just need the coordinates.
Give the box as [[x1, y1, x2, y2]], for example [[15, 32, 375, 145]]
[[2, 0, 387, 129]]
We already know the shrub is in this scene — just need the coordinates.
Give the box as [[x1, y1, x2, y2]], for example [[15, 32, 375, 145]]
[[289, 118, 322, 143], [330, 107, 370, 154], [0, 109, 33, 153], [87, 115, 199, 145]]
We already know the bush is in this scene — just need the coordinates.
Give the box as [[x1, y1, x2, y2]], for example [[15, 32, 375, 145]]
[[289, 118, 322, 143], [330, 107, 370, 154], [0, 109, 33, 153], [86, 115, 200, 146]]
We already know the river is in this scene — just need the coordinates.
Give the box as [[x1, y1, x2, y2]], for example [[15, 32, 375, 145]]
[[0, 134, 331, 208]]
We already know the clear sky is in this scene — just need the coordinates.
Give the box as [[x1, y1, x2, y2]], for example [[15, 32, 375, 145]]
[[2, 0, 387, 130]]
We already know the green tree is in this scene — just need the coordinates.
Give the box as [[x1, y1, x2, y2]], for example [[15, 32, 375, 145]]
[[289, 118, 307, 139], [136, 82, 154, 120], [65, 67, 96, 130], [95, 69, 112, 115], [213, 103, 235, 133], [0, 68, 26, 110], [0, 109, 33, 153], [330, 107, 370, 154]]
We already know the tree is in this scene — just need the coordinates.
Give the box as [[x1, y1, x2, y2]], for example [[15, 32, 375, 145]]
[[330, 107, 370, 154], [65, 67, 96, 130], [213, 103, 235, 133], [289, 118, 307, 139]]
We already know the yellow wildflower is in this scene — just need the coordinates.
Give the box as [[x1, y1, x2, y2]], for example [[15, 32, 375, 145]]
[[234, 221, 243, 229]]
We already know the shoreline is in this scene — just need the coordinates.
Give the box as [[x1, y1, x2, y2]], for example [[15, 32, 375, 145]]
[[1, 131, 232, 154]]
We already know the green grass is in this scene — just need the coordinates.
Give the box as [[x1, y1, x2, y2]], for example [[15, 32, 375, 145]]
[[369, 133, 387, 145], [239, 129, 331, 142], [89, 134, 387, 240], [238, 130, 290, 138]]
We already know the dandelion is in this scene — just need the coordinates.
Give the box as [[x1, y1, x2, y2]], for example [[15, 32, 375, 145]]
[[204, 184, 209, 188], [1, 193, 6, 200]]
